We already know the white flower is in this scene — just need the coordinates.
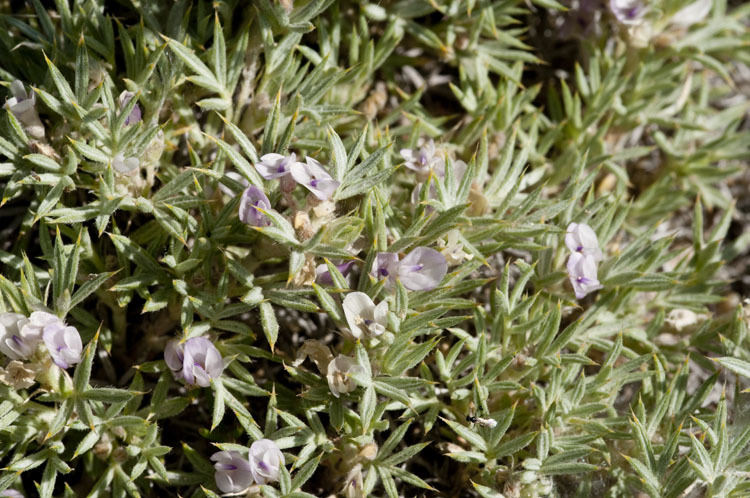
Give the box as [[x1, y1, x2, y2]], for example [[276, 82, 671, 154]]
[[4, 80, 44, 139], [342, 464, 365, 498], [0, 360, 38, 389], [671, 0, 712, 27], [248, 438, 285, 485], [665, 308, 704, 331], [113, 153, 140, 176], [437, 230, 473, 266], [342, 292, 387, 339], [327, 354, 364, 397], [293, 339, 334, 375], [0, 312, 35, 360]]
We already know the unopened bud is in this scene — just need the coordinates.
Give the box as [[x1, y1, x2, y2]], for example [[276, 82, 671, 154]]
[[358, 442, 378, 461]]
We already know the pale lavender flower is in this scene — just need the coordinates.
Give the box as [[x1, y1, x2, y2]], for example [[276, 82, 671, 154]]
[[565, 222, 603, 262], [0, 490, 24, 498], [254, 153, 299, 179], [343, 292, 387, 339], [671, 0, 711, 27], [371, 248, 447, 291], [4, 80, 44, 139], [42, 320, 83, 369], [400, 139, 444, 174], [239, 185, 272, 227], [609, 0, 646, 25], [248, 439, 285, 485], [0, 312, 35, 360], [567, 252, 603, 299], [118, 90, 142, 125], [397, 247, 448, 291], [19, 311, 57, 341], [164, 339, 185, 380], [290, 157, 340, 200], [211, 450, 254, 494], [315, 261, 356, 285], [180, 337, 224, 387]]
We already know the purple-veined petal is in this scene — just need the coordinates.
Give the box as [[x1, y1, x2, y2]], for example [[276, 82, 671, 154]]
[[248, 439, 284, 485], [370, 252, 400, 281], [254, 153, 297, 179], [567, 252, 603, 299], [290, 157, 340, 200], [565, 222, 603, 261], [211, 451, 253, 493], [610, 0, 646, 25], [315, 261, 355, 285], [397, 247, 447, 291]]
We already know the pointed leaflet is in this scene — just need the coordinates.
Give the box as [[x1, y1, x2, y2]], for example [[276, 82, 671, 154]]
[[73, 326, 100, 395]]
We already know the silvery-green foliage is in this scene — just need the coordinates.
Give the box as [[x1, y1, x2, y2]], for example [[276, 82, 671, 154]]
[[0, 0, 748, 497]]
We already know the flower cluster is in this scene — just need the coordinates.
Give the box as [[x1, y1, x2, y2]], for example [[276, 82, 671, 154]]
[[211, 439, 285, 493], [0, 311, 82, 389], [565, 223, 604, 299], [255, 152, 340, 201]]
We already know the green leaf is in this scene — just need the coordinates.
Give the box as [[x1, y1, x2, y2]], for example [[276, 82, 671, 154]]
[[69, 271, 117, 309], [211, 378, 226, 431], [290, 454, 321, 490], [714, 357, 750, 378], [73, 326, 100, 395], [442, 417, 487, 452], [260, 301, 279, 352], [82, 388, 135, 403], [327, 125, 348, 181], [166, 37, 222, 93]]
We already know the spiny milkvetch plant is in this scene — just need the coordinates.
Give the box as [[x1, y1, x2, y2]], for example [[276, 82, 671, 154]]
[[0, 0, 749, 497]]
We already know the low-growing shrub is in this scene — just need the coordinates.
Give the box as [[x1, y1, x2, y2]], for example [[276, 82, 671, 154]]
[[0, 0, 748, 497]]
